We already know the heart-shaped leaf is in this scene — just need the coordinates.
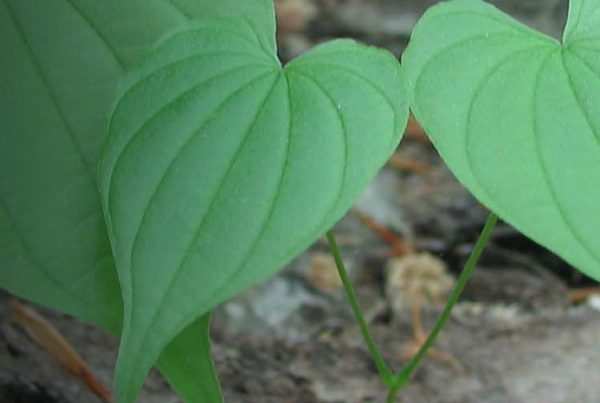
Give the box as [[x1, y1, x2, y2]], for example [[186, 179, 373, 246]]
[[403, 0, 600, 282], [0, 0, 273, 332], [99, 17, 407, 402], [1, 1, 273, 401]]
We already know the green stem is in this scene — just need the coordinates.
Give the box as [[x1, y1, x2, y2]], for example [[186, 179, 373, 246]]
[[386, 212, 498, 402], [326, 231, 394, 386], [386, 387, 399, 403]]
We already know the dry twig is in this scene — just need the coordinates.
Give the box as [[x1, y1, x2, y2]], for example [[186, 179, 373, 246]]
[[10, 299, 113, 402]]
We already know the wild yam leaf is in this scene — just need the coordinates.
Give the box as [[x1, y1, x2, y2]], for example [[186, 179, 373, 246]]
[[402, 0, 600, 281], [0, 0, 267, 401], [0, 0, 275, 328], [100, 17, 408, 402], [0, 0, 129, 330]]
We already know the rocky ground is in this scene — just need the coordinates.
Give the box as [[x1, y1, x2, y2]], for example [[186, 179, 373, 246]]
[[3, 1, 600, 402]]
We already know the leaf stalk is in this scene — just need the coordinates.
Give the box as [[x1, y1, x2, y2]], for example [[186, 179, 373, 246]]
[[326, 230, 394, 386]]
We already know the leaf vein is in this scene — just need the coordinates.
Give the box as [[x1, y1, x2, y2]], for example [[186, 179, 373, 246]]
[[105, 62, 274, 221], [569, 44, 600, 56], [125, 74, 281, 371], [421, 9, 554, 44], [286, 70, 348, 216], [175, 74, 295, 332], [464, 46, 546, 211], [103, 50, 273, 173], [412, 32, 545, 117], [532, 52, 600, 266], [289, 61, 397, 137], [62, 0, 126, 69], [0, 193, 115, 322], [125, 69, 276, 267], [162, 22, 275, 62], [1, 0, 97, 183], [562, 49, 600, 148], [163, 0, 192, 19], [125, 68, 275, 265]]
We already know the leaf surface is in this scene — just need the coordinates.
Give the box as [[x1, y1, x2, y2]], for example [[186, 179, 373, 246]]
[[99, 17, 408, 402], [403, 0, 600, 281], [0, 0, 275, 401], [156, 314, 222, 403]]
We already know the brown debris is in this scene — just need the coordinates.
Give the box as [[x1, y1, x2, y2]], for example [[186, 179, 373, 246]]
[[386, 254, 464, 373], [275, 0, 318, 34], [306, 252, 343, 292], [355, 210, 415, 256], [403, 114, 430, 143], [385, 253, 454, 313], [387, 153, 431, 175], [568, 287, 600, 304], [9, 299, 113, 403]]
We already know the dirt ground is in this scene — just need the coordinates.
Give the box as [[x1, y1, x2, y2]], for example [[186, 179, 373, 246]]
[[2, 1, 600, 403]]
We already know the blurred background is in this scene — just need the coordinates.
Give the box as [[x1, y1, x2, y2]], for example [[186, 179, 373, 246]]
[[2, 1, 599, 402], [275, 0, 567, 61]]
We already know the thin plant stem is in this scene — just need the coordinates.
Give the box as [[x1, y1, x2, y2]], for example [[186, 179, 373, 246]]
[[386, 387, 399, 403], [386, 212, 498, 402], [326, 231, 394, 386]]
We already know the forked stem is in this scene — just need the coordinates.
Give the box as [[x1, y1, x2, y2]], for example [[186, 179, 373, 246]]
[[327, 212, 498, 402]]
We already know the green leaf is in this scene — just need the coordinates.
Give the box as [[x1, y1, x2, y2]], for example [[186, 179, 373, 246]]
[[0, 0, 275, 329], [156, 314, 222, 403], [403, 0, 600, 282], [99, 17, 408, 402], [168, 0, 276, 53], [0, 0, 267, 401], [0, 0, 127, 331]]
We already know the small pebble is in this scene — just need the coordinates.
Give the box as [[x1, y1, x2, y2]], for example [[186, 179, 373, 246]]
[[588, 295, 600, 312]]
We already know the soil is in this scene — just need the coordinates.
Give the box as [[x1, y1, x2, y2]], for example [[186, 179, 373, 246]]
[[3, 1, 600, 403]]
